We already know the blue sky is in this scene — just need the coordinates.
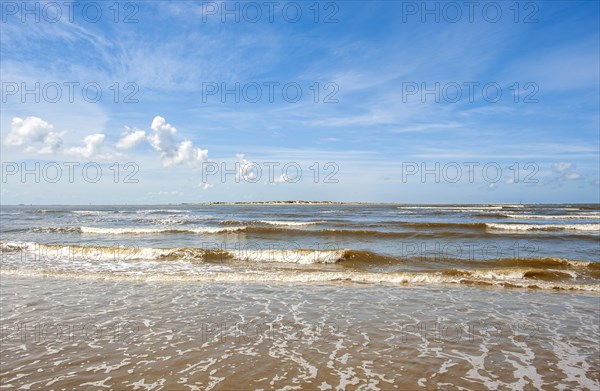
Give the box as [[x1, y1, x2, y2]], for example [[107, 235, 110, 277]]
[[1, 0, 599, 204]]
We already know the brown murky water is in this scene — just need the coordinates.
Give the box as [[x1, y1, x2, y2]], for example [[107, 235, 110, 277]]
[[2, 276, 598, 390], [2, 204, 599, 388]]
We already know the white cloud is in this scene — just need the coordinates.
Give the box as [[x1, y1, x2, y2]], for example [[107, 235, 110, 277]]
[[274, 173, 289, 183], [564, 172, 581, 180], [116, 127, 147, 149], [236, 154, 259, 181], [65, 134, 111, 159], [5, 116, 52, 145], [162, 140, 208, 168], [147, 116, 208, 168], [36, 131, 64, 154], [148, 116, 177, 153], [4, 116, 117, 158], [148, 191, 183, 196], [309, 109, 395, 127], [5, 116, 64, 154], [552, 162, 572, 173], [551, 162, 582, 182], [6, 115, 209, 167], [392, 122, 462, 133], [199, 183, 213, 190]]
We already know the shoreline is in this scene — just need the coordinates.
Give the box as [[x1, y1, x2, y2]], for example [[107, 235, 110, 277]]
[[2, 270, 599, 294], [2, 201, 598, 207]]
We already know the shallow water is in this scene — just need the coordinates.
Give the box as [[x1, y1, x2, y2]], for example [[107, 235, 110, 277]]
[[1, 277, 598, 390], [2, 204, 599, 290], [1, 204, 599, 389]]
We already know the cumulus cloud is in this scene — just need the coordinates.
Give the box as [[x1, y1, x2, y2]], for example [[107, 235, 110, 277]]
[[551, 162, 582, 182], [116, 127, 147, 149], [5, 116, 115, 158], [5, 116, 64, 154], [552, 162, 573, 173], [162, 140, 208, 167], [37, 131, 64, 154], [65, 134, 112, 159], [148, 116, 177, 153], [236, 154, 259, 181], [146, 116, 208, 168], [5, 115, 209, 167], [274, 173, 289, 183], [5, 116, 52, 145], [564, 172, 581, 180]]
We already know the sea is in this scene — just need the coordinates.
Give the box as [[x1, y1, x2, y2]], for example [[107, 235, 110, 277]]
[[1, 203, 599, 389]]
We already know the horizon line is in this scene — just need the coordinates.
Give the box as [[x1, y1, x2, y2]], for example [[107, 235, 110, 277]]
[[2, 201, 598, 207]]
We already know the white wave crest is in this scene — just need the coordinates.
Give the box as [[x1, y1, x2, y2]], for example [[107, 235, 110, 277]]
[[80, 226, 245, 234], [228, 249, 345, 264], [1, 241, 346, 264], [2, 269, 598, 292], [258, 220, 319, 226], [504, 213, 600, 220], [486, 223, 600, 232]]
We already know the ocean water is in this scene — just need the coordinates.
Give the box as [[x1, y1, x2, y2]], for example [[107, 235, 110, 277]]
[[1, 204, 599, 389], [2, 204, 599, 290]]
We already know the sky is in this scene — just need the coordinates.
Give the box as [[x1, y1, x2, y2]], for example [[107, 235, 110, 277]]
[[1, 0, 599, 204]]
